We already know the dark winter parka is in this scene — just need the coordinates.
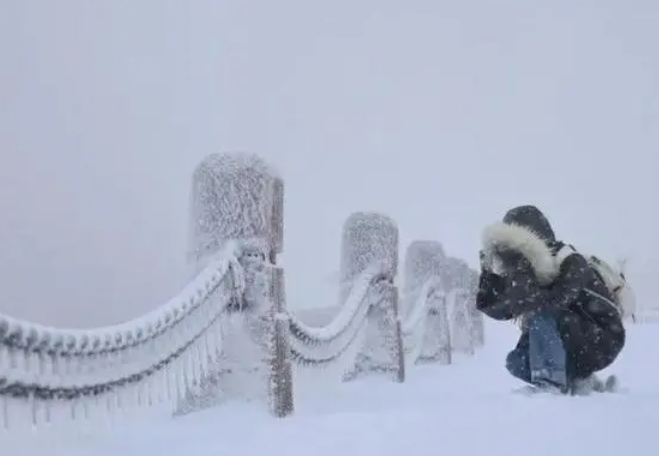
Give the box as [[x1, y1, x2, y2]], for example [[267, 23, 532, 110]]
[[476, 205, 626, 380]]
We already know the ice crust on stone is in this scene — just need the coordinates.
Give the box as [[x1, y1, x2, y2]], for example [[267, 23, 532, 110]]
[[443, 256, 470, 291], [403, 241, 446, 312], [339, 212, 398, 304]]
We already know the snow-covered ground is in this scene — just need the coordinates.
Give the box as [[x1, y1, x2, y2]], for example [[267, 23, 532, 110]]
[[8, 319, 655, 456]]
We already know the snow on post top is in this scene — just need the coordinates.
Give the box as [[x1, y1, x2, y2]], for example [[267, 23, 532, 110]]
[[188, 152, 281, 268], [339, 212, 398, 303], [403, 240, 446, 296]]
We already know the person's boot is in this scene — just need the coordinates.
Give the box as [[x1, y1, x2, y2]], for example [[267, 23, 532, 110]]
[[514, 380, 568, 395], [536, 379, 569, 395], [570, 374, 606, 395], [531, 368, 568, 393], [579, 374, 619, 393], [604, 375, 619, 392]]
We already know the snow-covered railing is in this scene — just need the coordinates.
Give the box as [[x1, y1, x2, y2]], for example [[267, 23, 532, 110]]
[[0, 233, 243, 432], [179, 157, 485, 418], [2, 151, 488, 433], [0, 152, 287, 430], [397, 240, 484, 367], [287, 212, 404, 383], [283, 215, 485, 394]]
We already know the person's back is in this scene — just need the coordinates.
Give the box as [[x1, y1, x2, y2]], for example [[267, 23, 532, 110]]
[[476, 205, 625, 394]]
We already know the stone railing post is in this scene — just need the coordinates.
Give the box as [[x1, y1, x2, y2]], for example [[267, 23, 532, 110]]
[[268, 266, 294, 417], [339, 212, 402, 381], [391, 285, 406, 383], [267, 175, 294, 417], [403, 240, 451, 365]]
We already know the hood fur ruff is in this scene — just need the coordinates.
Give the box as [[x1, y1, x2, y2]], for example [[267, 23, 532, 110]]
[[481, 222, 561, 285]]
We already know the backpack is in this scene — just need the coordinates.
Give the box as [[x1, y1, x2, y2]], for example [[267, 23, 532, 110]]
[[555, 245, 626, 317], [586, 255, 627, 316]]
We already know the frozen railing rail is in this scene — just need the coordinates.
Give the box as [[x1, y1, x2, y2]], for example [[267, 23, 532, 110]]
[[288, 263, 393, 367], [0, 244, 244, 431]]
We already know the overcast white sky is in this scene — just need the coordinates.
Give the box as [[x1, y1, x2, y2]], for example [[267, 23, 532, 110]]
[[0, 1, 656, 327]]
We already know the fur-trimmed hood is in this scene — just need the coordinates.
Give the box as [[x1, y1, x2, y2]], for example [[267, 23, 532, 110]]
[[481, 205, 564, 285], [481, 222, 560, 285]]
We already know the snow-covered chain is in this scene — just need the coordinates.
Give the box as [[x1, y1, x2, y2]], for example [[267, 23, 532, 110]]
[[287, 263, 393, 372], [0, 243, 244, 407]]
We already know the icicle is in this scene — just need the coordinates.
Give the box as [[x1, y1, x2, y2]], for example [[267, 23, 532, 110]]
[[214, 317, 224, 360], [163, 362, 173, 403], [189, 341, 200, 389], [141, 372, 152, 407], [29, 392, 37, 427], [50, 352, 59, 381], [180, 320, 194, 393], [37, 351, 46, 379], [1, 396, 8, 430], [22, 349, 33, 381], [196, 337, 207, 381], [0, 346, 8, 373], [44, 395, 51, 425], [173, 359, 183, 404], [9, 348, 17, 369], [91, 389, 103, 422], [81, 394, 90, 420], [70, 395, 77, 421], [135, 381, 143, 408], [145, 338, 158, 406], [111, 385, 120, 419], [182, 352, 192, 393], [202, 329, 213, 374], [154, 350, 169, 404]]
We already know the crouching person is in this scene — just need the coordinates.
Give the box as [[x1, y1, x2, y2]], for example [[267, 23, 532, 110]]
[[476, 205, 626, 394]]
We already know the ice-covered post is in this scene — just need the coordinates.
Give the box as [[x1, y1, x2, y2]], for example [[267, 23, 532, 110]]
[[186, 152, 293, 416], [445, 257, 475, 355], [403, 241, 451, 365], [339, 212, 399, 304], [403, 240, 446, 315], [340, 212, 404, 381]]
